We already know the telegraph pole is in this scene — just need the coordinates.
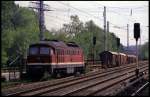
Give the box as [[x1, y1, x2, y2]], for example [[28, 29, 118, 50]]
[[29, 1, 52, 41], [139, 29, 142, 60], [107, 21, 109, 33], [127, 24, 129, 48], [107, 21, 109, 50], [103, 6, 107, 51], [39, 1, 45, 41]]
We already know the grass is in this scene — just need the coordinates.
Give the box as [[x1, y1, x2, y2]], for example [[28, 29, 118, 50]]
[[1, 79, 33, 89], [1, 70, 89, 89], [1, 75, 55, 89]]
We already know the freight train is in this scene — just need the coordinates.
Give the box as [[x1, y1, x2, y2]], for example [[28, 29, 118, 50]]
[[26, 40, 85, 78], [26, 40, 137, 78], [99, 51, 136, 68]]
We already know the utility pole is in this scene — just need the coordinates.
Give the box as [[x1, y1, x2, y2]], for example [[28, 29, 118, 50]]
[[103, 6, 107, 51], [29, 1, 52, 41], [107, 21, 109, 33], [107, 21, 109, 50], [139, 29, 142, 60], [39, 1, 45, 41], [127, 24, 129, 49]]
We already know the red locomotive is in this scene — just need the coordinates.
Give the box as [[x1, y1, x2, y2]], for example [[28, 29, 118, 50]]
[[99, 51, 136, 68], [27, 40, 85, 78]]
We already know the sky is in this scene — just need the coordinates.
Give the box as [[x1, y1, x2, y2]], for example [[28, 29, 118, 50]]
[[15, 1, 149, 46]]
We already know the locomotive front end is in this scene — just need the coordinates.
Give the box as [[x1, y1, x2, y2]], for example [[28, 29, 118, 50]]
[[26, 44, 53, 79]]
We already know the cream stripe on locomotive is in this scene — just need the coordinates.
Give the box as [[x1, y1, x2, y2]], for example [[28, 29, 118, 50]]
[[28, 62, 84, 65]]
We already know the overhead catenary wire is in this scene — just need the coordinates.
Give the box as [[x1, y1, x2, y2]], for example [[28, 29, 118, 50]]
[[57, 1, 103, 20], [93, 2, 148, 9], [46, 12, 70, 22], [56, 1, 132, 31], [90, 2, 147, 22], [107, 10, 136, 23], [44, 1, 148, 35]]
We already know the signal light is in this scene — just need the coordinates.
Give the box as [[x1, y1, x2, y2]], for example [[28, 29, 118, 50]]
[[93, 36, 96, 45], [116, 38, 120, 47], [134, 23, 140, 41]]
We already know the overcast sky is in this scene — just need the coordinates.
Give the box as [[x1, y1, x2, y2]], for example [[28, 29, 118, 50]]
[[15, 1, 149, 46]]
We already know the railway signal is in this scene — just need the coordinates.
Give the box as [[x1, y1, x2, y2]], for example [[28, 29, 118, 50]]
[[92, 36, 96, 65], [134, 23, 140, 78], [116, 37, 120, 67], [93, 36, 96, 45], [134, 23, 140, 41], [116, 38, 120, 49]]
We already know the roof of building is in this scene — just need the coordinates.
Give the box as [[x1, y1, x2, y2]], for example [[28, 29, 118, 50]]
[[119, 52, 127, 56], [99, 50, 119, 55]]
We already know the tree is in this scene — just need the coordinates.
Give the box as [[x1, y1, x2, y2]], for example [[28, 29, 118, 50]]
[[139, 42, 149, 60], [1, 1, 39, 67], [53, 17, 123, 60], [61, 15, 84, 37]]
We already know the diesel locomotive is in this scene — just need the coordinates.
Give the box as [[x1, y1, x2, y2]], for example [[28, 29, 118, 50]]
[[27, 40, 85, 78]]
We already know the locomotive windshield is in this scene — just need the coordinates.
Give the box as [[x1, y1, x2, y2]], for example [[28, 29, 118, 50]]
[[29, 46, 53, 55], [29, 47, 38, 55], [40, 47, 50, 55]]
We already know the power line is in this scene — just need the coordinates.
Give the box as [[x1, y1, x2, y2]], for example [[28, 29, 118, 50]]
[[80, 3, 138, 30], [107, 10, 136, 23], [56, 1, 107, 30], [46, 12, 70, 22], [59, 2, 122, 29], [47, 1, 146, 32], [59, 1, 145, 22], [29, 1, 53, 41], [50, 7, 104, 13], [109, 22, 127, 30], [93, 2, 148, 9], [45, 18, 64, 30], [57, 1, 102, 20]]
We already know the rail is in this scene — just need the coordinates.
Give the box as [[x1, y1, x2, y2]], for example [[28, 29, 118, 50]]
[[2, 61, 148, 96], [85, 60, 101, 65], [131, 82, 149, 96]]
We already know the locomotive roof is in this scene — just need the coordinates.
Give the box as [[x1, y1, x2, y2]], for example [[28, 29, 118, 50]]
[[30, 40, 81, 49]]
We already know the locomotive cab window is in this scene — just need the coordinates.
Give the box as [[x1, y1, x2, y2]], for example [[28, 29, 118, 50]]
[[40, 47, 50, 55], [29, 47, 38, 55]]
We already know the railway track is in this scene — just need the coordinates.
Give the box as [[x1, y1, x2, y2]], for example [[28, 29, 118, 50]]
[[131, 82, 149, 96], [2, 62, 148, 96], [92, 71, 149, 96], [2, 61, 148, 96], [41, 65, 148, 96]]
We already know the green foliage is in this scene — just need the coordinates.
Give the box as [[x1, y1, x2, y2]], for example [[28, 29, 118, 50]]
[[1, 1, 18, 30], [57, 18, 121, 60], [139, 42, 149, 60], [1, 1, 122, 67], [1, 1, 39, 67]]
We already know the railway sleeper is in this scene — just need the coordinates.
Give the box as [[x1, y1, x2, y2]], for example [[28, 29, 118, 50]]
[[115, 73, 148, 96]]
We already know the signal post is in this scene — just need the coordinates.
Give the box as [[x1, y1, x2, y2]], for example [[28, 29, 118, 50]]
[[134, 23, 140, 78]]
